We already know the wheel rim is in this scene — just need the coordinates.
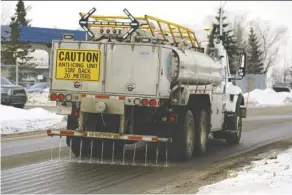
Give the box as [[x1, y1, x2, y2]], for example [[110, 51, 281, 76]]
[[200, 117, 207, 152], [186, 120, 193, 154], [236, 116, 242, 138]]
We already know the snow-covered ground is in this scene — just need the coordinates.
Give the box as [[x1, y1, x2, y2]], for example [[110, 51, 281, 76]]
[[26, 90, 55, 106], [0, 105, 66, 134], [243, 88, 292, 107], [197, 147, 292, 194]]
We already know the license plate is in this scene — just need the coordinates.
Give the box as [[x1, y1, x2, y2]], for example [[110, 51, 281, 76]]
[[56, 102, 72, 115]]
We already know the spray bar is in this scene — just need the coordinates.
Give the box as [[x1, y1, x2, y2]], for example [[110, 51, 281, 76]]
[[47, 130, 172, 143]]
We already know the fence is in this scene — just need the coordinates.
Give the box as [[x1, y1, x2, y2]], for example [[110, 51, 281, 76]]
[[234, 74, 267, 94]]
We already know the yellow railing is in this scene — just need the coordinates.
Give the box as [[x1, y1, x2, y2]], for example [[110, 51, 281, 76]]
[[79, 12, 201, 48]]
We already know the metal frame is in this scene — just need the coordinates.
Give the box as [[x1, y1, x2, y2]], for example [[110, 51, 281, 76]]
[[79, 9, 201, 48], [47, 129, 172, 143]]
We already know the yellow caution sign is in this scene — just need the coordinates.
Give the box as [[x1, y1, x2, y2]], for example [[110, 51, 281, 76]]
[[55, 49, 101, 81]]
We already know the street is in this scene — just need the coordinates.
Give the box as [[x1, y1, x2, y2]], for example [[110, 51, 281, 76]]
[[1, 106, 292, 194]]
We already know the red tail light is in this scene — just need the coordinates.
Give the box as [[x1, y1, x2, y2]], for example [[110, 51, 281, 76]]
[[50, 93, 57, 101], [100, 29, 104, 33], [169, 113, 176, 122], [58, 93, 65, 101], [106, 29, 110, 33], [141, 99, 148, 106], [113, 29, 117, 34], [149, 99, 157, 106]]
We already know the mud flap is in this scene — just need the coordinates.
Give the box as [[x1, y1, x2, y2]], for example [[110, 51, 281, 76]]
[[240, 106, 247, 118]]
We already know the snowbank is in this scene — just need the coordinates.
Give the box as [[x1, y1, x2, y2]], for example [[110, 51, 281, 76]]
[[0, 105, 66, 134], [243, 88, 292, 107], [196, 147, 292, 194], [26, 91, 55, 106]]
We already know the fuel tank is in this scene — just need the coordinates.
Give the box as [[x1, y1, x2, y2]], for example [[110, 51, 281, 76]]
[[172, 47, 222, 87]]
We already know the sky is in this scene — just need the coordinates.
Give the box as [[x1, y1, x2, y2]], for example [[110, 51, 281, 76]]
[[1, 1, 292, 75], [1, 1, 292, 32]]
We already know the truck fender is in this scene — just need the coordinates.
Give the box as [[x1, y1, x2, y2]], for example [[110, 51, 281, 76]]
[[225, 84, 244, 113]]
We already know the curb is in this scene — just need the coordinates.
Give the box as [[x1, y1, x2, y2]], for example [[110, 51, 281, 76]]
[[1, 131, 48, 141]]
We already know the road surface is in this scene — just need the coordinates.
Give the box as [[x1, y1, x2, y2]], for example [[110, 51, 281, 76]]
[[1, 106, 292, 194]]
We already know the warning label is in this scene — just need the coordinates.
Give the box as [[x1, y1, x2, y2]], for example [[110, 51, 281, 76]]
[[55, 49, 101, 81]]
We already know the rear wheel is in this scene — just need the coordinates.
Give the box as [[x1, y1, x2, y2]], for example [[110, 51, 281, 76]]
[[67, 115, 78, 130], [194, 109, 208, 154], [170, 110, 195, 161]]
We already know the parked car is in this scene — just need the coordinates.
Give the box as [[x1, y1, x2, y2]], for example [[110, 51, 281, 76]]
[[272, 82, 292, 92], [1, 76, 27, 108], [26, 82, 49, 93]]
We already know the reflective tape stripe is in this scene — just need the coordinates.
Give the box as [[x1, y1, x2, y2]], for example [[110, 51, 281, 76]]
[[59, 130, 74, 136], [95, 95, 109, 99], [81, 94, 125, 100], [127, 135, 143, 140]]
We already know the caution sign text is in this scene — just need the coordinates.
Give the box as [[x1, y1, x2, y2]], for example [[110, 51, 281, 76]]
[[55, 49, 101, 81]]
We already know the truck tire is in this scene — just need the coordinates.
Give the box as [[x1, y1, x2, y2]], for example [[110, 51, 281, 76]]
[[66, 115, 78, 148], [14, 104, 25, 109], [225, 96, 243, 145], [171, 110, 195, 161], [194, 109, 208, 154], [67, 115, 78, 130]]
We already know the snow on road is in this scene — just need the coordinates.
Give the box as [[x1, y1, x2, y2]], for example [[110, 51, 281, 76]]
[[0, 105, 66, 134], [197, 147, 292, 195], [244, 88, 292, 107]]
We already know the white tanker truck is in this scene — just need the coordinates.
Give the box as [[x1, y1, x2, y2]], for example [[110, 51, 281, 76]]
[[47, 8, 247, 165]]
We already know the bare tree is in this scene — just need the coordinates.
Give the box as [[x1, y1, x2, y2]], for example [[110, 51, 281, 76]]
[[271, 66, 283, 84], [284, 57, 292, 82], [230, 12, 249, 49], [251, 18, 288, 73], [1, 12, 8, 25]]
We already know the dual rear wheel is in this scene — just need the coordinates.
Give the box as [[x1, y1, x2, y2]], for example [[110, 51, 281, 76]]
[[170, 108, 209, 161]]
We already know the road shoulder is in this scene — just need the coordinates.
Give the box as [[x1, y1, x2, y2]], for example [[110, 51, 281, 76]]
[[144, 138, 292, 194]]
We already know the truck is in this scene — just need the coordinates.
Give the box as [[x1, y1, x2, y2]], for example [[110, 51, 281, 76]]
[[47, 7, 247, 165]]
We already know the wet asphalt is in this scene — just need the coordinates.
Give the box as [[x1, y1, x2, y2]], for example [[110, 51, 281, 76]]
[[1, 107, 292, 194]]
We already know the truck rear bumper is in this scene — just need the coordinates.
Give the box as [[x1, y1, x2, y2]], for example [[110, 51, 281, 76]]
[[47, 129, 172, 143]]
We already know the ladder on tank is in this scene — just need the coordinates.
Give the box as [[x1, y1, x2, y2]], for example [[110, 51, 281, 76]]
[[79, 7, 203, 50]]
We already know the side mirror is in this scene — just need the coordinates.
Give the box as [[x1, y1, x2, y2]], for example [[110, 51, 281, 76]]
[[238, 52, 247, 77]]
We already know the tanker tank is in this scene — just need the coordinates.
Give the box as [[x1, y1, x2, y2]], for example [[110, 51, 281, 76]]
[[172, 47, 222, 87]]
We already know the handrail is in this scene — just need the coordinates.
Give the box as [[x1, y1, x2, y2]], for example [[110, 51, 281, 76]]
[[79, 10, 201, 48]]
